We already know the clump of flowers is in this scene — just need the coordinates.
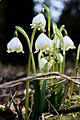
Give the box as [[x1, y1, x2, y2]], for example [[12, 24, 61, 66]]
[[6, 4, 78, 120]]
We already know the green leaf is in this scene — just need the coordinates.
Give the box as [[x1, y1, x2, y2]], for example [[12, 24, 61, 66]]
[[41, 80, 46, 113], [33, 81, 41, 119], [57, 83, 65, 108], [49, 88, 57, 110]]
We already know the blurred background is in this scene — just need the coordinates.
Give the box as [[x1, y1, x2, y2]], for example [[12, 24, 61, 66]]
[[0, 0, 80, 67]]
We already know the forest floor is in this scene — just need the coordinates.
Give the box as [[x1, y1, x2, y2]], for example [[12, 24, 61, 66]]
[[0, 56, 79, 120]]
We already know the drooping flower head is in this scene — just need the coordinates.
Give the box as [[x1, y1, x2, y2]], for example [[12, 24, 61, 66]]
[[7, 37, 24, 53], [35, 33, 53, 52], [30, 13, 46, 31], [39, 58, 48, 69], [39, 58, 54, 71], [63, 36, 75, 51]]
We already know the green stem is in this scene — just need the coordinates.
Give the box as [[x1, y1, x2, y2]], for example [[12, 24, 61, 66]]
[[78, 86, 80, 105], [25, 53, 31, 120], [25, 83, 29, 120], [30, 24, 44, 52], [52, 22, 65, 73], [31, 25, 39, 52], [60, 62, 63, 74], [55, 61, 58, 71], [52, 62, 55, 71], [31, 52, 36, 74], [38, 51, 42, 71], [59, 34, 65, 74], [43, 4, 50, 38], [15, 26, 31, 120], [70, 44, 80, 98], [62, 53, 65, 74], [76, 45, 80, 104], [15, 24, 42, 119], [15, 26, 31, 51], [75, 44, 80, 71], [30, 26, 41, 118]]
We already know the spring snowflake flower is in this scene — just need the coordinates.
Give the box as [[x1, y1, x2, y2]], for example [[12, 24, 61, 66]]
[[7, 37, 24, 53], [39, 58, 48, 69], [40, 58, 54, 70], [30, 13, 46, 31], [63, 36, 75, 51], [35, 33, 53, 52]]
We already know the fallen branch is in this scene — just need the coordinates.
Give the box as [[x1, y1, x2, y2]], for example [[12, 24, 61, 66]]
[[54, 106, 80, 115], [0, 72, 80, 88]]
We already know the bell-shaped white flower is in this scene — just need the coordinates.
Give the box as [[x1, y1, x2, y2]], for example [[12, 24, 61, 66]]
[[7, 37, 24, 53], [35, 33, 53, 52], [39, 58, 48, 69], [30, 13, 46, 31], [63, 36, 75, 51]]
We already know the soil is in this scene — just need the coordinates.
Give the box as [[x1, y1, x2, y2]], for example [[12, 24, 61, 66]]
[[0, 108, 16, 120]]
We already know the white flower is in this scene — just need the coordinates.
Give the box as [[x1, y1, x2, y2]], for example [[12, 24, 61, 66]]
[[35, 33, 53, 52], [40, 58, 54, 70], [39, 58, 48, 69], [7, 37, 24, 53], [30, 13, 46, 31], [63, 36, 75, 51]]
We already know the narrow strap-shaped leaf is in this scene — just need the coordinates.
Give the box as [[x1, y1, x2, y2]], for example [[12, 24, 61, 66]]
[[33, 80, 41, 119], [49, 88, 56, 110], [41, 80, 46, 113], [57, 83, 65, 108]]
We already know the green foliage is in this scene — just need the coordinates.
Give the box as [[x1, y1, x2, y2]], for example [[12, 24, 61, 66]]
[[41, 80, 46, 113]]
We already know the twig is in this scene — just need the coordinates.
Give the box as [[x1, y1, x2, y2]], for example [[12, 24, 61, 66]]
[[0, 93, 11, 97], [47, 79, 66, 89], [0, 72, 80, 88], [54, 106, 80, 115], [0, 82, 23, 88], [45, 97, 59, 116]]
